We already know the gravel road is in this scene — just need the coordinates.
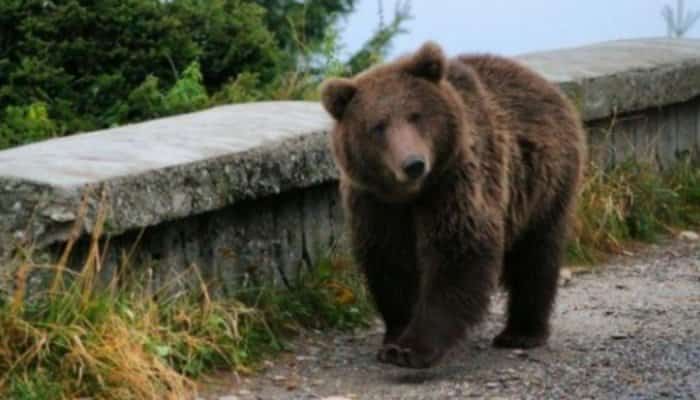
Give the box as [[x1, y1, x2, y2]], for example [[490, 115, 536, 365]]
[[202, 238, 700, 400]]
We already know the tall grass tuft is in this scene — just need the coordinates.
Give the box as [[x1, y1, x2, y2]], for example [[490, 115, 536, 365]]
[[568, 157, 700, 264], [0, 217, 370, 399]]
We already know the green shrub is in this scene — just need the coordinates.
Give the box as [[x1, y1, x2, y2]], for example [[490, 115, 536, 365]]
[[0, 103, 57, 149], [211, 72, 264, 104], [113, 61, 210, 123], [0, 0, 410, 148], [0, 0, 279, 131]]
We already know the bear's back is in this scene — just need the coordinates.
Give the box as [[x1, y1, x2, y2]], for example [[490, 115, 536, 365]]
[[453, 54, 578, 138], [453, 54, 586, 244]]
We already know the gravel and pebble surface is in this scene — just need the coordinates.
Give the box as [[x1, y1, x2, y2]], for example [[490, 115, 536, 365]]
[[202, 238, 700, 400]]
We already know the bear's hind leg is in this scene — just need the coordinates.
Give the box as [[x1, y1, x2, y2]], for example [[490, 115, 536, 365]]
[[493, 217, 566, 349]]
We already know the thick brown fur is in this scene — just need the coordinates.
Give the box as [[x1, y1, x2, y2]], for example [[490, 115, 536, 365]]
[[320, 42, 586, 369]]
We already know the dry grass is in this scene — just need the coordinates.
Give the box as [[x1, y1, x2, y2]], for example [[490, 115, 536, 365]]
[[0, 211, 370, 399], [568, 156, 700, 264]]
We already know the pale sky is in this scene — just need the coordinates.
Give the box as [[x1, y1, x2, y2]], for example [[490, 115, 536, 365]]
[[340, 0, 700, 58]]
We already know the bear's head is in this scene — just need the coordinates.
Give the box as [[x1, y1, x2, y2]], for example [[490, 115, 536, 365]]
[[321, 42, 467, 202]]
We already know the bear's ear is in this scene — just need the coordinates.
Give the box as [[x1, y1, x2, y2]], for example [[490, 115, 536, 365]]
[[403, 41, 446, 83], [320, 78, 357, 120]]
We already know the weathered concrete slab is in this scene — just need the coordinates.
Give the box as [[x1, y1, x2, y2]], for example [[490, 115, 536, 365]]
[[0, 102, 338, 257], [0, 101, 332, 188], [518, 38, 700, 120]]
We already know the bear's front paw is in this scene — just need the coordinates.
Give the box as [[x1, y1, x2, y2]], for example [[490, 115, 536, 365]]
[[492, 329, 548, 349]]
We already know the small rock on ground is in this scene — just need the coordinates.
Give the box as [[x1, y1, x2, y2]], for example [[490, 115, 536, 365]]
[[679, 230, 699, 241]]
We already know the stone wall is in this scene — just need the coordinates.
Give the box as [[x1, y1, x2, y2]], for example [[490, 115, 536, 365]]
[[588, 97, 700, 169], [63, 183, 344, 293], [1, 38, 700, 293]]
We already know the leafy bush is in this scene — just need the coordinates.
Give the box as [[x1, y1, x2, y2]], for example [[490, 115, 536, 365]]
[[0, 103, 57, 148], [0, 0, 278, 128], [0, 0, 411, 150], [114, 61, 210, 122]]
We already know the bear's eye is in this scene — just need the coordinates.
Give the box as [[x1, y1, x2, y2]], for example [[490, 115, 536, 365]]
[[370, 121, 386, 137], [408, 112, 422, 123]]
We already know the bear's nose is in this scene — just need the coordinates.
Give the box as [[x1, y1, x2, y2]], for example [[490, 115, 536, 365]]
[[402, 156, 426, 180]]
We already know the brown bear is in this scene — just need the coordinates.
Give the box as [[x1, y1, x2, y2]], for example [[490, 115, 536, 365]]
[[320, 42, 586, 369]]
